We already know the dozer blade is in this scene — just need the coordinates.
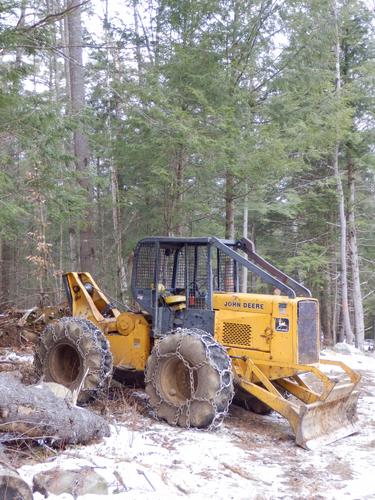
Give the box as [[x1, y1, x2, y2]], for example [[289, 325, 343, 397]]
[[295, 385, 360, 450], [234, 357, 361, 449]]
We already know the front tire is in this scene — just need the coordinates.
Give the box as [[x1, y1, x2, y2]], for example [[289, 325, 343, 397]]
[[145, 329, 234, 429], [34, 317, 113, 403]]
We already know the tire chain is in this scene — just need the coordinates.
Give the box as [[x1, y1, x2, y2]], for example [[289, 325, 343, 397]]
[[145, 328, 234, 430], [35, 317, 113, 400]]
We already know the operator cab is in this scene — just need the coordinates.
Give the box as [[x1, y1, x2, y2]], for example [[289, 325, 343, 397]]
[[132, 238, 212, 336], [131, 237, 310, 337]]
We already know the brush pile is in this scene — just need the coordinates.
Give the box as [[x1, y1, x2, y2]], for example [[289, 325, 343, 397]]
[[0, 304, 68, 348]]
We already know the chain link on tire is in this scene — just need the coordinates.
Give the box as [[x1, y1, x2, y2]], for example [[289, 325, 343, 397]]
[[34, 317, 113, 403], [145, 328, 234, 429]]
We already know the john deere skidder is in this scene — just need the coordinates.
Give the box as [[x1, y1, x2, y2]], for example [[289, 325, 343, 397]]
[[35, 237, 360, 449]]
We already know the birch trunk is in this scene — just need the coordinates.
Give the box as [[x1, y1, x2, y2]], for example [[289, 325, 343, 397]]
[[241, 187, 248, 293], [37, 199, 48, 308], [348, 161, 365, 348], [174, 146, 185, 237], [132, 0, 142, 79], [333, 1, 353, 344], [225, 171, 235, 239], [224, 171, 235, 290]]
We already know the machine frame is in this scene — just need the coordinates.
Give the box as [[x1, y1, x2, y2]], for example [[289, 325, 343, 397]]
[[58, 236, 360, 449]]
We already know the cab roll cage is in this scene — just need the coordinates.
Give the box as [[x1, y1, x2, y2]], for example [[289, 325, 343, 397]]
[[131, 237, 311, 318]]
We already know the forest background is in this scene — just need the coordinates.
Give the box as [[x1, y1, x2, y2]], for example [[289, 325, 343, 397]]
[[0, 0, 374, 348]]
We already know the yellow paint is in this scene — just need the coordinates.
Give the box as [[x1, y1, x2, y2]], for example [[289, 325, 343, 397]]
[[64, 272, 359, 445], [107, 315, 150, 371], [64, 272, 151, 371], [117, 313, 135, 335], [214, 309, 271, 352], [231, 353, 360, 447], [65, 275, 319, 378], [213, 292, 313, 367], [213, 292, 274, 314], [163, 295, 186, 305], [162, 294, 186, 311], [65, 272, 120, 326]]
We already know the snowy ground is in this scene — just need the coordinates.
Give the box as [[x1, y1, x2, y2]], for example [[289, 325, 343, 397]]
[[12, 348, 375, 499]]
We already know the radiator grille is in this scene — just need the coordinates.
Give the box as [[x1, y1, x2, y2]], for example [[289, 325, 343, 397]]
[[298, 300, 319, 363], [222, 322, 252, 347]]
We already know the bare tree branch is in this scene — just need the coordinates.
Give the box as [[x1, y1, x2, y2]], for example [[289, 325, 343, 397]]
[[20, 0, 90, 32]]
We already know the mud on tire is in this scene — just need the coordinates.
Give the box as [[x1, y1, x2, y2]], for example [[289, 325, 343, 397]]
[[145, 329, 234, 429], [34, 317, 113, 403]]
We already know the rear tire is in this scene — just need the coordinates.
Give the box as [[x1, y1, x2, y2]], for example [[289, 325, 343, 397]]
[[34, 317, 113, 403], [145, 329, 234, 429]]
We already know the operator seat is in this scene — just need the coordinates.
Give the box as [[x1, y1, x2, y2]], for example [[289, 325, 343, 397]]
[[157, 283, 186, 311]]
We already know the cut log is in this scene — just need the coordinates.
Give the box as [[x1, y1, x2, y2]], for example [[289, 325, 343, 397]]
[[33, 466, 109, 497], [0, 461, 33, 500], [0, 373, 110, 445]]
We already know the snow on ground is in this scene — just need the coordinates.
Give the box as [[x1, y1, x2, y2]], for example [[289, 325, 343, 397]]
[[18, 349, 375, 499], [0, 348, 34, 364]]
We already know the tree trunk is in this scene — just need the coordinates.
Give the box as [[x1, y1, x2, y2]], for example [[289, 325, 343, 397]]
[[67, 0, 95, 273], [241, 186, 248, 293], [132, 0, 143, 80], [321, 272, 334, 346], [225, 171, 235, 239], [348, 160, 365, 348], [154, 2, 163, 67], [63, 9, 70, 101], [110, 163, 128, 301], [0, 373, 110, 444], [62, 5, 79, 273], [104, 14, 128, 301], [0, 240, 12, 310], [326, 273, 334, 346], [68, 227, 79, 269], [96, 158, 106, 285], [0, 461, 33, 500], [333, 148, 353, 343], [333, 1, 353, 344], [224, 171, 235, 290], [37, 199, 48, 308], [174, 146, 185, 237]]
